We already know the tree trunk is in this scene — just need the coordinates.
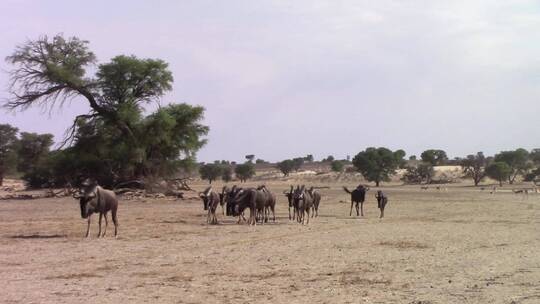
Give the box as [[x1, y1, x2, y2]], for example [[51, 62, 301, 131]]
[[0, 169, 3, 186], [499, 180, 503, 187], [375, 180, 380, 187]]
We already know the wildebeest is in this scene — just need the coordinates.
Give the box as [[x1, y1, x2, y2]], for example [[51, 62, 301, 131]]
[[257, 185, 276, 223], [224, 185, 243, 216], [283, 185, 295, 220], [343, 185, 370, 216], [73, 180, 119, 238], [231, 188, 262, 225], [307, 187, 321, 218], [199, 186, 221, 224], [375, 190, 388, 218], [294, 185, 315, 224]]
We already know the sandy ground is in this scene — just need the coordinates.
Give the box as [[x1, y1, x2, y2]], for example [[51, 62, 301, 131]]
[[1, 182, 539, 304]]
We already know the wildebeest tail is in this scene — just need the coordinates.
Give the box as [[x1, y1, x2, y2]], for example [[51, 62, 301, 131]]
[[342, 186, 352, 194]]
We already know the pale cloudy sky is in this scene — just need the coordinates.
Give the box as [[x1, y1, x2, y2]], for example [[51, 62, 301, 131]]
[[1, 0, 539, 162]]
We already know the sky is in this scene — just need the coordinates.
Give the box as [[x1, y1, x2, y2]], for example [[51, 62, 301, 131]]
[[1, 0, 539, 163]]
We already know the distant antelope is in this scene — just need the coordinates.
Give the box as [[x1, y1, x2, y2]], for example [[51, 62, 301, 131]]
[[436, 186, 448, 192], [490, 186, 497, 194], [420, 186, 429, 190], [512, 189, 529, 197]]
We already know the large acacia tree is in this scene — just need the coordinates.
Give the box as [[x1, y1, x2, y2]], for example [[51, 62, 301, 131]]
[[352, 147, 405, 187], [5, 35, 208, 186]]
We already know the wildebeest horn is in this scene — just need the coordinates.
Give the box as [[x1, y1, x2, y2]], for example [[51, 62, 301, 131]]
[[72, 192, 82, 199]]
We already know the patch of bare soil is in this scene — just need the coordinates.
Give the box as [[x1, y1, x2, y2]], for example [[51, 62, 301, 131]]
[[1, 181, 539, 303]]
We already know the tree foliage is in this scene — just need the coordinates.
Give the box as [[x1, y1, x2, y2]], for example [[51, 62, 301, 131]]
[[199, 163, 223, 184], [401, 163, 434, 184], [352, 147, 405, 186], [485, 162, 512, 186], [292, 157, 304, 172], [460, 152, 487, 186], [494, 148, 529, 184], [420, 149, 448, 166], [0, 124, 19, 185], [330, 160, 344, 172], [222, 165, 233, 182], [5, 34, 208, 187], [276, 159, 294, 177], [235, 162, 255, 182]]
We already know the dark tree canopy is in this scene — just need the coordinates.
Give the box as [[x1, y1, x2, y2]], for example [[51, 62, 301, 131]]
[[494, 148, 529, 184], [292, 157, 304, 172], [0, 124, 19, 186], [235, 163, 255, 182], [421, 149, 448, 166], [352, 147, 404, 187], [199, 163, 223, 184], [330, 160, 344, 172], [221, 165, 233, 182], [486, 162, 512, 186], [460, 152, 487, 186], [276, 159, 294, 177], [5, 34, 208, 187]]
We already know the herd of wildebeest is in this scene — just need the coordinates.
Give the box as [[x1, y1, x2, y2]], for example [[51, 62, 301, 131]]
[[71, 179, 390, 238]]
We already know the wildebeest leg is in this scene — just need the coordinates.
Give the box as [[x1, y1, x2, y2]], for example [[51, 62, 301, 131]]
[[350, 200, 354, 216], [112, 209, 118, 238], [85, 215, 91, 238], [97, 213, 103, 238], [102, 212, 108, 237], [360, 202, 364, 217], [288, 206, 291, 220], [306, 209, 310, 224], [355, 202, 360, 216], [380, 207, 384, 218], [272, 205, 276, 222]]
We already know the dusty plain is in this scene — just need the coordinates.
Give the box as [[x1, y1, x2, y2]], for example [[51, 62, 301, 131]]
[[1, 181, 539, 303]]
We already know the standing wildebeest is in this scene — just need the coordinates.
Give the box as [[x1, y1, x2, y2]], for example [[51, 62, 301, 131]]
[[73, 180, 119, 238], [307, 187, 321, 218], [375, 190, 388, 218], [283, 185, 295, 220], [343, 185, 370, 217], [224, 185, 243, 216], [257, 185, 276, 223], [294, 185, 315, 224], [199, 187, 221, 224], [231, 188, 261, 225]]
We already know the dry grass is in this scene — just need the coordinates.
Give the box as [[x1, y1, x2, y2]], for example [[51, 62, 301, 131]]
[[1, 180, 539, 303]]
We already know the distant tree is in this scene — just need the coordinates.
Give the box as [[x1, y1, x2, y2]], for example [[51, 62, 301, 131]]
[[0, 124, 19, 186], [330, 160, 344, 172], [255, 158, 266, 164], [409, 155, 417, 161], [292, 157, 304, 172], [276, 159, 295, 177], [394, 149, 407, 168], [417, 163, 435, 184], [486, 162, 512, 186], [245, 154, 255, 163], [305, 154, 314, 162], [221, 165, 233, 182], [460, 152, 487, 186], [15, 132, 55, 188], [199, 163, 223, 184], [421, 149, 448, 166], [352, 147, 404, 187], [494, 148, 530, 184], [324, 155, 335, 162], [235, 162, 255, 182], [530, 149, 540, 165], [401, 163, 434, 184]]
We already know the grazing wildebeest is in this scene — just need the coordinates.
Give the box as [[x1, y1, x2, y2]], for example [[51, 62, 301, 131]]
[[375, 190, 388, 218], [343, 185, 370, 217], [231, 188, 259, 225], [199, 187, 221, 224], [73, 180, 119, 238], [294, 185, 314, 224], [224, 185, 242, 216], [307, 187, 321, 218], [257, 185, 276, 223], [219, 186, 229, 215], [283, 185, 295, 220]]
